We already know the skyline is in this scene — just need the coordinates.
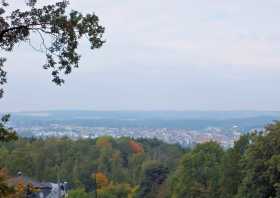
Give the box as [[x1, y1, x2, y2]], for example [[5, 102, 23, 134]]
[[1, 0, 280, 111]]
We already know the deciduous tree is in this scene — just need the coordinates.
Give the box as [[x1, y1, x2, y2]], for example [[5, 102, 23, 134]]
[[0, 0, 105, 141], [237, 122, 280, 198], [171, 142, 224, 198], [0, 0, 105, 90]]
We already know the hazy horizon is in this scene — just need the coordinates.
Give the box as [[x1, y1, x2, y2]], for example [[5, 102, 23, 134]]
[[4, 109, 280, 114]]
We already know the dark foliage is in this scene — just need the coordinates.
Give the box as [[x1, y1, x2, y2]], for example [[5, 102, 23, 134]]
[[0, 0, 105, 93], [0, 114, 17, 142]]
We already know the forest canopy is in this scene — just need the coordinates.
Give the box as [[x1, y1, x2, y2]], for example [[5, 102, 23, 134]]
[[1, 122, 280, 197]]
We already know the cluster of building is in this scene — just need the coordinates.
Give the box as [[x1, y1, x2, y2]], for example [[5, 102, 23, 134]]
[[15, 124, 243, 147], [7, 172, 67, 198]]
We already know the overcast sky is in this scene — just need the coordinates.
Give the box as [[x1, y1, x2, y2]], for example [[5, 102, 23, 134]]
[[1, 0, 280, 112]]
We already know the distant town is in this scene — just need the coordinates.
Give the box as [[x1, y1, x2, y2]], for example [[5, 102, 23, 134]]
[[15, 124, 249, 148], [7, 110, 276, 148]]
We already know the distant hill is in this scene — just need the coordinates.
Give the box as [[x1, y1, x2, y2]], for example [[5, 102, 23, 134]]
[[5, 110, 280, 131]]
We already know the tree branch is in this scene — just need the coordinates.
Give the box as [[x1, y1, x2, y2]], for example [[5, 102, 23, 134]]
[[0, 25, 28, 40], [0, 23, 52, 41]]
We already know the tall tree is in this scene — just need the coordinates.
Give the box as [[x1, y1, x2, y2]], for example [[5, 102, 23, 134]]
[[136, 161, 169, 198], [237, 122, 280, 198], [220, 134, 251, 198], [171, 142, 224, 198]]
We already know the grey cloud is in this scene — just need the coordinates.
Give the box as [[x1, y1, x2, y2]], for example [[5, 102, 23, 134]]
[[1, 0, 280, 111]]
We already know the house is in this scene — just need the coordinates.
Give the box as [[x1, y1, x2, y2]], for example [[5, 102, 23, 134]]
[[7, 172, 68, 198]]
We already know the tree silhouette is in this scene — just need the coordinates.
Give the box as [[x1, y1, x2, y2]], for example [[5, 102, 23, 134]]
[[0, 0, 105, 91], [0, 0, 105, 142]]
